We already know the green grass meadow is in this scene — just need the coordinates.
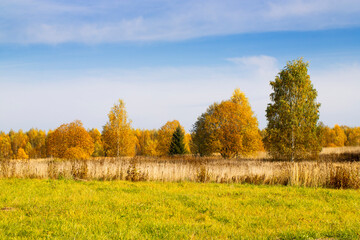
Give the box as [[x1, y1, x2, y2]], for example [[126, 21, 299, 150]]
[[1, 179, 360, 239]]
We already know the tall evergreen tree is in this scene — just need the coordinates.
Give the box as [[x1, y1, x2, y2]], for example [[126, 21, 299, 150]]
[[169, 126, 187, 155], [157, 120, 182, 156], [265, 58, 321, 161]]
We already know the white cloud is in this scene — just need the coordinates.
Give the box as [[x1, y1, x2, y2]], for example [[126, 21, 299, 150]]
[[227, 56, 278, 79], [1, 56, 359, 133], [1, 0, 360, 43], [267, 0, 360, 18], [311, 63, 360, 127], [0, 55, 279, 132]]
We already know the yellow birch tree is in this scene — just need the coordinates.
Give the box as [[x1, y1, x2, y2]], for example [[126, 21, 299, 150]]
[[265, 59, 321, 161], [88, 128, 105, 157], [102, 99, 137, 157], [9, 130, 29, 159], [26, 128, 46, 158], [134, 129, 159, 156]]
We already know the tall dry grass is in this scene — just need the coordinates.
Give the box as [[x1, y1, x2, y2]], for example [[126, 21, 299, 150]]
[[1, 148, 360, 189], [321, 146, 360, 154]]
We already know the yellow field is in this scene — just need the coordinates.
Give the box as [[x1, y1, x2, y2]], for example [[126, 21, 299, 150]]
[[1, 147, 359, 189], [1, 179, 360, 239]]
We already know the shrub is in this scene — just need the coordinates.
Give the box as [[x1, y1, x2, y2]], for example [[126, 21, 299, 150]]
[[64, 147, 89, 160], [125, 159, 148, 182], [196, 165, 210, 183], [328, 166, 359, 189], [71, 160, 88, 179]]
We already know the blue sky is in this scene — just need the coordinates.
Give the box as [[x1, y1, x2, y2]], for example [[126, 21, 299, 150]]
[[1, 0, 360, 132]]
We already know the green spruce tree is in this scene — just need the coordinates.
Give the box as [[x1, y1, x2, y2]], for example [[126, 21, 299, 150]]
[[169, 126, 187, 155], [265, 58, 322, 161]]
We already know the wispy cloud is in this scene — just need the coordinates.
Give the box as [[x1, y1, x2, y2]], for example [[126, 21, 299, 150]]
[[227, 56, 278, 79], [312, 63, 360, 127], [267, 0, 360, 18], [0, 55, 279, 132], [1, 0, 360, 44], [1, 55, 358, 132]]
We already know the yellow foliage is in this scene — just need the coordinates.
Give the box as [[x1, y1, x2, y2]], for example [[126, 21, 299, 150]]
[[25, 142, 33, 157], [46, 130, 55, 157], [26, 128, 46, 158], [185, 133, 192, 154], [0, 132, 12, 159], [46, 120, 94, 159], [88, 128, 104, 157], [9, 130, 28, 158], [346, 127, 360, 146], [213, 90, 262, 158], [16, 148, 29, 159], [134, 129, 159, 156], [156, 120, 188, 156], [63, 147, 89, 160], [88, 128, 102, 143], [102, 99, 137, 157], [192, 89, 263, 158], [322, 126, 336, 147], [333, 124, 347, 147], [322, 125, 347, 147]]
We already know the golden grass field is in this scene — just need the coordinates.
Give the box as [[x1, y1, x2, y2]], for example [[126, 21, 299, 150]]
[[1, 147, 360, 239], [1, 147, 360, 189]]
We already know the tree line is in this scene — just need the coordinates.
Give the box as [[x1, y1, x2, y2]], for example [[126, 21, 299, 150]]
[[0, 59, 359, 161], [0, 119, 191, 160], [1, 122, 357, 160]]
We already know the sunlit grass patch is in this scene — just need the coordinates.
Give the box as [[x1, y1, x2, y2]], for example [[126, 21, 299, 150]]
[[0, 179, 360, 239]]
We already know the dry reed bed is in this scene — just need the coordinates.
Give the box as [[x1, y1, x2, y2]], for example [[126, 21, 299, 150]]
[[1, 154, 360, 189], [321, 146, 360, 154]]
